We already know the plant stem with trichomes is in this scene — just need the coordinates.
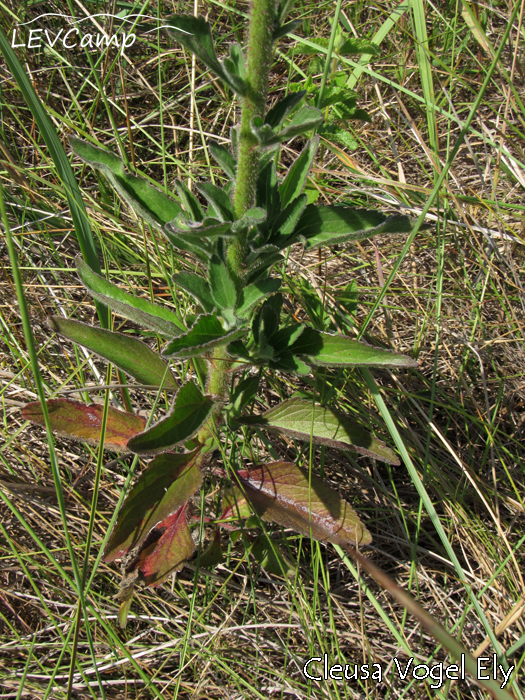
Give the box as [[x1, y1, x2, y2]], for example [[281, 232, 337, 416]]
[[199, 0, 276, 443]]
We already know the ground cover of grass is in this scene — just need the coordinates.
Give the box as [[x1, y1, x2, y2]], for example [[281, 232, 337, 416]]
[[0, 0, 524, 698]]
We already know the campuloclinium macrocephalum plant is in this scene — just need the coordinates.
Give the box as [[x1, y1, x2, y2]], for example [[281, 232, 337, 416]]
[[23, 1, 417, 625]]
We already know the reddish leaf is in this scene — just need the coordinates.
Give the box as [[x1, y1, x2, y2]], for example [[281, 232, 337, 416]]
[[236, 461, 371, 549], [22, 399, 145, 451], [104, 448, 202, 563], [137, 502, 195, 586]]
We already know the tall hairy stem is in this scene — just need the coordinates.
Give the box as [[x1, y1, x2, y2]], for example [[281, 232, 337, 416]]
[[200, 0, 276, 442], [227, 0, 276, 284]]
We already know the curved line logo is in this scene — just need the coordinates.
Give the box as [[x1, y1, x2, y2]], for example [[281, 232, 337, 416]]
[[11, 13, 191, 53]]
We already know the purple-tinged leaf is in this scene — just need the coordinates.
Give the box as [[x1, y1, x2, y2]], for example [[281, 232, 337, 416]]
[[104, 448, 202, 563], [22, 399, 145, 451], [290, 328, 418, 368], [240, 398, 399, 464], [236, 461, 372, 548], [127, 381, 215, 454], [50, 317, 178, 389], [162, 314, 245, 358], [137, 502, 195, 586]]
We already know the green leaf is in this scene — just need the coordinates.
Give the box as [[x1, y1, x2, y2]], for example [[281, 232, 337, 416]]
[[162, 226, 214, 262], [319, 125, 359, 151], [221, 485, 253, 521], [269, 352, 311, 375], [269, 194, 308, 247], [256, 162, 279, 212], [336, 280, 359, 317], [294, 205, 412, 250], [138, 502, 195, 586], [223, 42, 245, 81], [236, 461, 372, 548], [292, 276, 325, 329], [209, 255, 237, 310], [337, 37, 381, 56], [258, 144, 280, 173], [104, 448, 203, 562], [252, 299, 280, 348], [227, 375, 260, 418], [269, 322, 304, 354], [240, 398, 399, 463], [22, 399, 146, 452], [295, 36, 331, 55], [70, 137, 182, 230], [165, 15, 246, 96], [264, 90, 307, 129], [49, 317, 178, 389], [235, 278, 281, 318], [118, 588, 134, 629], [250, 117, 276, 146], [316, 85, 358, 110], [209, 141, 236, 180], [231, 207, 266, 233], [226, 340, 252, 363], [175, 179, 204, 220], [296, 35, 380, 57], [198, 527, 223, 569], [166, 214, 233, 238], [70, 137, 125, 174], [76, 257, 184, 338], [290, 328, 418, 368], [252, 106, 323, 146], [279, 136, 319, 209], [127, 381, 215, 454], [277, 105, 324, 143], [196, 182, 234, 222], [249, 533, 296, 578], [276, 0, 296, 24], [173, 272, 215, 313], [245, 251, 284, 285], [162, 314, 245, 358], [272, 19, 302, 42]]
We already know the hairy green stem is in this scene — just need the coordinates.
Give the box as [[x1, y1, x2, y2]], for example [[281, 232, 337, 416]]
[[199, 0, 276, 444], [197, 345, 231, 444], [227, 0, 276, 284]]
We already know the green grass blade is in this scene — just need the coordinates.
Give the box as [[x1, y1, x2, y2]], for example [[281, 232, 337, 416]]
[[0, 28, 108, 328], [411, 0, 438, 155]]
